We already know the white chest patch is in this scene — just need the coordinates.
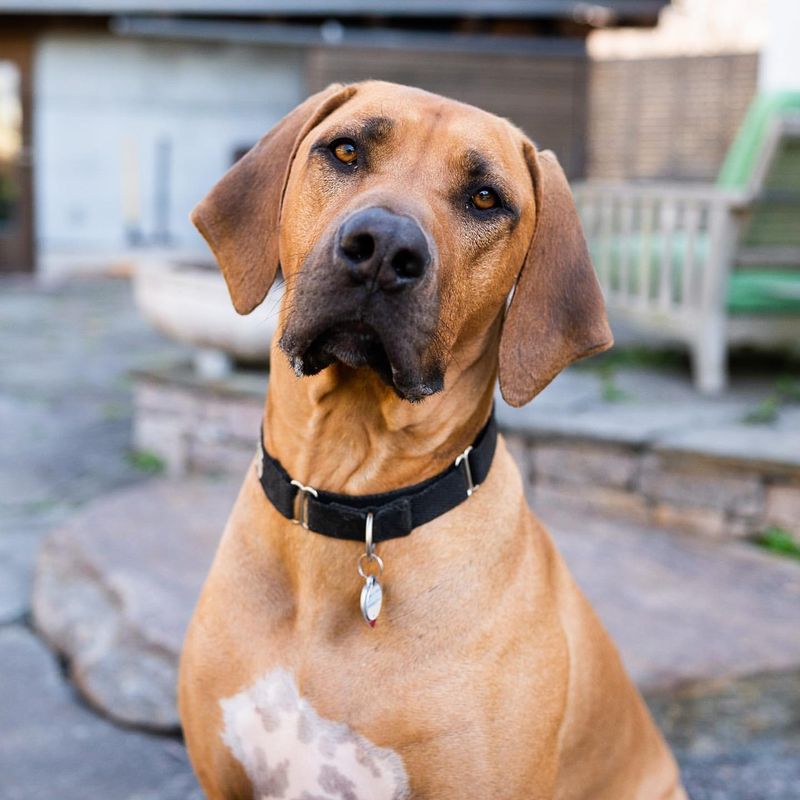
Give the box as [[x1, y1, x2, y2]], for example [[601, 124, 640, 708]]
[[220, 668, 410, 800]]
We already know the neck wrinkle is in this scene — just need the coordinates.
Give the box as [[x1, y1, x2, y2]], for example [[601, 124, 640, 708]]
[[263, 333, 498, 496]]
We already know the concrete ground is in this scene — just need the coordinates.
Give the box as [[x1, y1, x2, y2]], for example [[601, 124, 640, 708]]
[[1, 275, 798, 799]]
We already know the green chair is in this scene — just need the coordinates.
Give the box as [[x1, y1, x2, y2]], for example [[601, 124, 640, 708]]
[[573, 92, 800, 393]]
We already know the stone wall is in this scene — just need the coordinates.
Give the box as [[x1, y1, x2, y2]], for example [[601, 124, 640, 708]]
[[507, 433, 800, 542], [133, 365, 800, 544]]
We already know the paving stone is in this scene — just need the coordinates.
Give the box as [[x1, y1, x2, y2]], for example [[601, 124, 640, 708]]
[[640, 453, 764, 517], [0, 625, 201, 800], [650, 502, 729, 539], [33, 477, 239, 729], [0, 278, 192, 623], [531, 481, 652, 525], [0, 530, 42, 624], [647, 671, 800, 800], [539, 503, 800, 691], [765, 483, 800, 540], [532, 440, 639, 489]]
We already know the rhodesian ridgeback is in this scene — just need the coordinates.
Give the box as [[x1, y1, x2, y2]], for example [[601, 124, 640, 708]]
[[179, 81, 687, 800]]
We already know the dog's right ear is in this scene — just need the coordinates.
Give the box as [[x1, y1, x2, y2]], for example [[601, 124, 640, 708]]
[[190, 83, 358, 314]]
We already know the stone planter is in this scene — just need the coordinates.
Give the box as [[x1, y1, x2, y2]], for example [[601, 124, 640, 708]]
[[133, 256, 281, 368]]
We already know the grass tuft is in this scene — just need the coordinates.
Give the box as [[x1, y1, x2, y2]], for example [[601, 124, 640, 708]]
[[754, 527, 800, 560], [127, 450, 165, 474], [742, 375, 800, 426]]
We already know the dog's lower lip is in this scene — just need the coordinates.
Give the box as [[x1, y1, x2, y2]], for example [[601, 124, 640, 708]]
[[283, 320, 443, 402], [304, 320, 391, 374]]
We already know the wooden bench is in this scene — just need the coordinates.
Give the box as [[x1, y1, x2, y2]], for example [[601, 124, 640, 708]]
[[573, 93, 800, 393]]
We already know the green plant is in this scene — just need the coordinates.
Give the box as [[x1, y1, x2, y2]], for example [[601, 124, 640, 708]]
[[754, 527, 800, 560], [127, 450, 165, 474], [742, 374, 800, 425], [596, 363, 630, 403], [743, 396, 780, 425]]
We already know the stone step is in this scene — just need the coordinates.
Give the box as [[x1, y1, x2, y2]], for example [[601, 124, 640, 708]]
[[33, 477, 239, 730], [32, 476, 800, 732], [132, 361, 800, 544]]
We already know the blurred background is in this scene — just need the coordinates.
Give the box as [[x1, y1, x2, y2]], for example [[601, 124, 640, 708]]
[[0, 2, 798, 799]]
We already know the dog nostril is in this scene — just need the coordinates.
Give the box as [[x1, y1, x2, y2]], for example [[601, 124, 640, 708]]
[[391, 248, 425, 280], [342, 233, 375, 263]]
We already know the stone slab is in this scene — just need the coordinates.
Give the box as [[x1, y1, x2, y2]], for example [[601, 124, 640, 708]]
[[33, 476, 240, 729], [498, 393, 753, 448], [34, 475, 800, 730], [653, 419, 800, 474], [539, 502, 800, 691], [496, 366, 800, 474], [0, 625, 201, 800]]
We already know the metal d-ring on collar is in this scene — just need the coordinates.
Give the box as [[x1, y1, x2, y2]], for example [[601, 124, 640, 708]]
[[290, 479, 318, 529], [455, 444, 479, 497]]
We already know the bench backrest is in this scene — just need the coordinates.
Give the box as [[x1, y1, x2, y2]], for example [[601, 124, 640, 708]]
[[735, 117, 800, 269]]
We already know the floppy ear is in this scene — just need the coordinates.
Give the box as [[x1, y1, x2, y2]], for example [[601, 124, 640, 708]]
[[190, 83, 358, 314], [499, 144, 613, 407]]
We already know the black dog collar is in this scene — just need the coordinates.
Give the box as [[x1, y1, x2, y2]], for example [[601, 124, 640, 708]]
[[256, 410, 497, 544]]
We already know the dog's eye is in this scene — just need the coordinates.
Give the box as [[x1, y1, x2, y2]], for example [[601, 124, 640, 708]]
[[331, 139, 358, 165], [471, 188, 499, 210]]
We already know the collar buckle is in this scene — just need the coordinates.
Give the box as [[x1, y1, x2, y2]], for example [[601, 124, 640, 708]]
[[290, 479, 319, 529], [455, 445, 479, 497]]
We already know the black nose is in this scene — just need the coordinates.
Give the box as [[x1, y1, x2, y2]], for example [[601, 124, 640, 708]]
[[336, 207, 430, 291]]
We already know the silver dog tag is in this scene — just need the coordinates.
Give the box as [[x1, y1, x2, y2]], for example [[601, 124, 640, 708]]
[[360, 575, 383, 627]]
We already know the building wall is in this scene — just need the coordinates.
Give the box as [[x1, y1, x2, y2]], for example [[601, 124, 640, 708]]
[[33, 33, 592, 277], [307, 45, 589, 179], [34, 32, 305, 276], [588, 53, 758, 181]]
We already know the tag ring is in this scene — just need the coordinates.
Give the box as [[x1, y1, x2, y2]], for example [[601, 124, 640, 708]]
[[358, 512, 383, 578], [358, 552, 384, 579]]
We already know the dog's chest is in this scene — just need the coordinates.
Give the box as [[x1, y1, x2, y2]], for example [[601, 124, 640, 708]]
[[220, 667, 410, 800]]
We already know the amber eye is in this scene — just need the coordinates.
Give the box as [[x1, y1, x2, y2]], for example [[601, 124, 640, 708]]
[[331, 139, 358, 165], [471, 188, 499, 210]]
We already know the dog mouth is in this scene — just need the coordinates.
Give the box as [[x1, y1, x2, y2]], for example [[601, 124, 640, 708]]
[[304, 320, 393, 382], [280, 319, 443, 402]]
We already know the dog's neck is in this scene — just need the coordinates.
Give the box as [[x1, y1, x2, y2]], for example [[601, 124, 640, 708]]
[[263, 326, 499, 496]]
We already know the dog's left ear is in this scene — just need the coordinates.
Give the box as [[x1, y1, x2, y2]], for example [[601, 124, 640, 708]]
[[499, 144, 613, 407], [191, 83, 358, 314]]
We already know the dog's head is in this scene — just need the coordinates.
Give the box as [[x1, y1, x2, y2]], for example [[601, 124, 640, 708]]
[[192, 81, 612, 406]]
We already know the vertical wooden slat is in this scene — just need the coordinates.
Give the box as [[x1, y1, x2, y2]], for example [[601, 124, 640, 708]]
[[618, 197, 634, 302], [658, 199, 678, 311], [598, 194, 614, 297], [638, 197, 656, 309], [682, 200, 702, 310]]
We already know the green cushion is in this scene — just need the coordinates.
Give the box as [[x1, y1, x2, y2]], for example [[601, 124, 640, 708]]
[[589, 236, 800, 316], [728, 270, 800, 314]]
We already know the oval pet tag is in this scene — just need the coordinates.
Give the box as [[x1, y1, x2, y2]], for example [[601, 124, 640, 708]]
[[360, 575, 383, 627]]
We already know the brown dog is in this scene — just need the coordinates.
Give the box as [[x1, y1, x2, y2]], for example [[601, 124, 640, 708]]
[[179, 81, 686, 800]]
